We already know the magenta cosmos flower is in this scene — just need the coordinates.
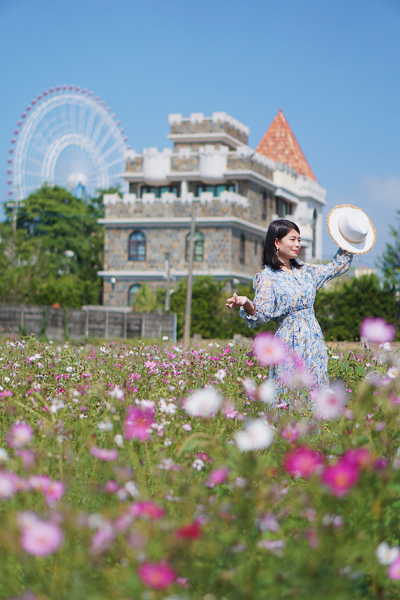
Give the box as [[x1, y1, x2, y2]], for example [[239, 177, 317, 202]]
[[90, 446, 118, 461], [321, 458, 359, 497], [7, 423, 33, 448], [253, 332, 285, 367], [124, 405, 155, 441], [137, 561, 176, 589], [20, 517, 64, 556], [284, 447, 323, 479], [360, 317, 396, 344]]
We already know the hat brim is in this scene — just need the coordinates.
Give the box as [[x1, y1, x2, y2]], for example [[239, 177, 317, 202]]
[[327, 204, 376, 255]]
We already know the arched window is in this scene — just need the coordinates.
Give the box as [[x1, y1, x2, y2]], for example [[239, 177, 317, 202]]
[[240, 233, 246, 264], [128, 283, 142, 307], [185, 230, 204, 262], [128, 230, 146, 261]]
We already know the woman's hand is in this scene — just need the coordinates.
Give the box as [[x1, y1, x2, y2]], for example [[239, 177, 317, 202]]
[[226, 293, 256, 315]]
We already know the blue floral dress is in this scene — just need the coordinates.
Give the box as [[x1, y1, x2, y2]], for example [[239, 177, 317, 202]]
[[240, 249, 353, 389]]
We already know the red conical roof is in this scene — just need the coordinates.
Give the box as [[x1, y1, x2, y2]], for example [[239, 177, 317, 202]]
[[256, 109, 317, 182]]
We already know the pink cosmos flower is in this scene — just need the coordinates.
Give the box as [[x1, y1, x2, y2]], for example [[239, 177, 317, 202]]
[[321, 458, 359, 497], [343, 448, 372, 469], [90, 446, 118, 461], [16, 449, 35, 470], [206, 467, 229, 488], [124, 405, 155, 441], [388, 556, 400, 580], [360, 317, 396, 344], [20, 517, 64, 556], [137, 561, 176, 589], [7, 423, 33, 448], [130, 501, 165, 520], [0, 470, 17, 499], [253, 332, 286, 367], [314, 384, 346, 420], [44, 480, 65, 504], [242, 378, 257, 401], [104, 480, 120, 493], [279, 351, 314, 389], [281, 423, 300, 443], [91, 521, 115, 554], [284, 447, 323, 479]]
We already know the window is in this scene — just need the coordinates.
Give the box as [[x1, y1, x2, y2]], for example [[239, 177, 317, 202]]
[[128, 230, 146, 261], [195, 182, 235, 197], [275, 198, 293, 218], [128, 283, 142, 307], [240, 234, 246, 264], [185, 230, 204, 262], [140, 184, 180, 198]]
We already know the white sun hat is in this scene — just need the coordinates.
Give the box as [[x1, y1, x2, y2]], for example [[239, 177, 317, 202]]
[[327, 204, 376, 254]]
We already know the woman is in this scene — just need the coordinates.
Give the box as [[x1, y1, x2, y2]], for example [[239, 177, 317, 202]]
[[226, 219, 353, 389]]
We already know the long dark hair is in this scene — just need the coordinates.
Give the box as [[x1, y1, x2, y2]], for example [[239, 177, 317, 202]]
[[262, 219, 303, 270]]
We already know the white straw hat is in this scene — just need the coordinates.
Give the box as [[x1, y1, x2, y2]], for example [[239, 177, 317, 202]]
[[327, 204, 376, 254]]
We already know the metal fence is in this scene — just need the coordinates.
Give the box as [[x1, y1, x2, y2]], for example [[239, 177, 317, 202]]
[[0, 304, 177, 342]]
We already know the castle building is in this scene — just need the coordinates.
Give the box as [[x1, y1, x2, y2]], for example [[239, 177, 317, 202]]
[[99, 109, 326, 307]]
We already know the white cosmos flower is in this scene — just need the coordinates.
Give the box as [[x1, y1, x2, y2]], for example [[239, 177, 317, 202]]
[[387, 366, 398, 380], [0, 449, 9, 462], [215, 369, 227, 382], [184, 387, 222, 418], [109, 385, 124, 400], [258, 379, 276, 404], [159, 399, 177, 415], [376, 542, 400, 565], [235, 419, 275, 452], [192, 459, 205, 471], [314, 383, 346, 420]]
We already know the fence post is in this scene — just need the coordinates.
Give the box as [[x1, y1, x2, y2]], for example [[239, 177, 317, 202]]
[[21, 306, 24, 329], [105, 311, 109, 339], [85, 310, 89, 339], [124, 312, 127, 341]]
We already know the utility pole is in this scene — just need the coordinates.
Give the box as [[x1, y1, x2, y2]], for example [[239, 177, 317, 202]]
[[164, 251, 171, 312], [183, 203, 197, 347], [6, 198, 24, 267]]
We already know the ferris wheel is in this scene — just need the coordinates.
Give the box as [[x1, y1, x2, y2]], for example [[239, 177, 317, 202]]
[[7, 85, 129, 200]]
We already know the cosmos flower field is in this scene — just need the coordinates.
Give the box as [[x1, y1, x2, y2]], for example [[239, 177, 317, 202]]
[[1, 321, 400, 600]]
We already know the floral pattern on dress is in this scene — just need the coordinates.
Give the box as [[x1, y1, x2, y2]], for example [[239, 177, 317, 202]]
[[240, 249, 353, 389]]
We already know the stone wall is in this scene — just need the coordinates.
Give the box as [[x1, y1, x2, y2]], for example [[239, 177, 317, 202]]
[[104, 225, 232, 273], [0, 305, 176, 342]]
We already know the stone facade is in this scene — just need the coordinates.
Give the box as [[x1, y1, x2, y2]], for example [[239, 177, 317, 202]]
[[99, 112, 327, 308]]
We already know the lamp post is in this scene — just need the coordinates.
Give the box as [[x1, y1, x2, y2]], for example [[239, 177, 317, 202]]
[[183, 202, 197, 347], [164, 252, 171, 312], [6, 198, 24, 267]]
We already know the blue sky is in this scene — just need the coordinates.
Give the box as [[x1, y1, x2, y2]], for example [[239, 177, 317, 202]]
[[1, 0, 399, 269]]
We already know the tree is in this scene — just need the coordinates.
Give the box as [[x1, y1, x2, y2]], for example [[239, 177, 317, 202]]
[[314, 274, 398, 341], [0, 184, 115, 307], [378, 211, 400, 288], [170, 276, 275, 340]]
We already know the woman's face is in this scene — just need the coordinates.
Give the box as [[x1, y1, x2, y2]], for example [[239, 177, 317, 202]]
[[275, 229, 301, 261]]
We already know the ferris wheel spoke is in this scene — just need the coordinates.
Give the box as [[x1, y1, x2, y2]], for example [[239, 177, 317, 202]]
[[100, 139, 125, 162]]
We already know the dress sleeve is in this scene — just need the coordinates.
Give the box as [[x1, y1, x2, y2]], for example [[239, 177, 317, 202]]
[[303, 248, 353, 291], [239, 271, 276, 329]]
